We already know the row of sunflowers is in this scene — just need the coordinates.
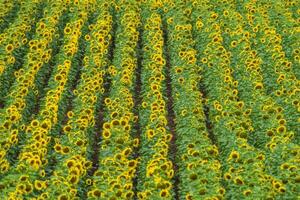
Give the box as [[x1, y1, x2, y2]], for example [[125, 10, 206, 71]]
[[0, 0, 299, 199]]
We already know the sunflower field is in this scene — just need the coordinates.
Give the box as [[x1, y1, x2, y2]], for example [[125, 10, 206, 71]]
[[0, 0, 299, 199]]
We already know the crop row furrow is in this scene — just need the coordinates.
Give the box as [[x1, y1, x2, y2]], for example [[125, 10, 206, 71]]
[[0, 0, 68, 178], [191, 0, 288, 198], [166, 1, 224, 199], [135, 7, 175, 199], [0, 1, 94, 199], [237, 0, 300, 140], [0, 0, 44, 107], [87, 1, 141, 199]]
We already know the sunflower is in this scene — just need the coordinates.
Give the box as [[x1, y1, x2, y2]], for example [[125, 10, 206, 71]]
[[243, 189, 252, 196], [102, 129, 111, 139], [5, 44, 14, 53]]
